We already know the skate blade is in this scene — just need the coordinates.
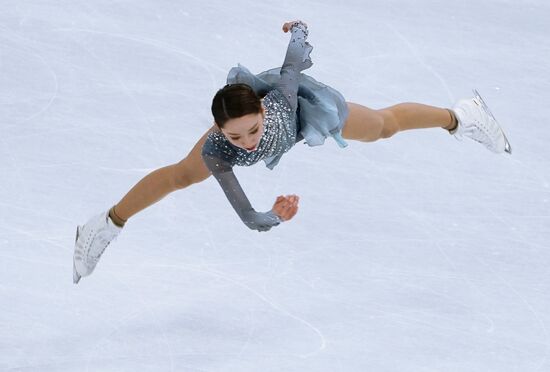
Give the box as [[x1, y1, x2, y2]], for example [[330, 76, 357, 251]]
[[73, 226, 82, 284], [73, 262, 81, 284], [473, 89, 512, 154]]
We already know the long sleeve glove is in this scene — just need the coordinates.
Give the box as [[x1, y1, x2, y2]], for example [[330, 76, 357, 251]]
[[202, 153, 281, 232], [274, 21, 313, 112]]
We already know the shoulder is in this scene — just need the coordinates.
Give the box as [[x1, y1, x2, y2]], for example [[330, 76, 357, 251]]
[[201, 130, 237, 165], [202, 130, 228, 155], [264, 88, 293, 113]]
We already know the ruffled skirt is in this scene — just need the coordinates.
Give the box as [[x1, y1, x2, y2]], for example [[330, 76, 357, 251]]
[[227, 65, 349, 149]]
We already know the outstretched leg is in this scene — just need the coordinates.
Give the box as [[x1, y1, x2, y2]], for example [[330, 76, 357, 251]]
[[73, 127, 214, 283], [113, 126, 214, 223], [341, 102, 456, 142]]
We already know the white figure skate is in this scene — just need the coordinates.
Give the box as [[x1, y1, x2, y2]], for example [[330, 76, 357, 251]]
[[73, 211, 121, 284], [452, 89, 512, 154]]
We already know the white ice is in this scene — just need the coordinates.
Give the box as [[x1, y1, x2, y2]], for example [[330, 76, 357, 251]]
[[1, 1, 549, 371]]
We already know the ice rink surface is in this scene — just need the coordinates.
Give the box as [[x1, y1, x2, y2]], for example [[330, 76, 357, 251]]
[[1, 0, 549, 371]]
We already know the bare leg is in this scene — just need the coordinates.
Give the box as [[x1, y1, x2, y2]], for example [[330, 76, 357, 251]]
[[113, 127, 214, 221], [341, 102, 456, 142]]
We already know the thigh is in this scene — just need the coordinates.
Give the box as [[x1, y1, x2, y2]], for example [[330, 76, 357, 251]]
[[341, 102, 385, 142], [173, 126, 215, 186]]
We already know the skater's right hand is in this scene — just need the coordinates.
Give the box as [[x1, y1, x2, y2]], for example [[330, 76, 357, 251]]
[[282, 20, 307, 33], [272, 195, 299, 221]]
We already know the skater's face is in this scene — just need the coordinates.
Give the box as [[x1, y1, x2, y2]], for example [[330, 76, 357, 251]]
[[220, 108, 265, 152]]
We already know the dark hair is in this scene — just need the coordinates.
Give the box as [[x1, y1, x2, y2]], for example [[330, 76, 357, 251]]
[[211, 84, 262, 127]]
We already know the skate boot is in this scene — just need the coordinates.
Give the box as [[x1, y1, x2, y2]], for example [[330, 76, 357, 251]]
[[73, 211, 122, 284], [451, 89, 512, 154]]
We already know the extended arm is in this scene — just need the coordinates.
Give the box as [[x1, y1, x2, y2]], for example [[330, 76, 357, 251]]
[[275, 21, 313, 112], [202, 154, 281, 232]]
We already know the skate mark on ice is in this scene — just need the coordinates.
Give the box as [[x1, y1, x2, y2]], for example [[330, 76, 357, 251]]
[[152, 262, 327, 358], [0, 161, 87, 171], [475, 255, 550, 371], [233, 309, 258, 363], [0, 28, 59, 123], [54, 27, 223, 161], [22, 50, 59, 123], [509, 157, 550, 190], [77, 274, 178, 372], [480, 206, 550, 369], [114, 275, 177, 372], [54, 28, 224, 90], [97, 166, 156, 174], [3, 114, 177, 142], [63, 36, 165, 159], [0, 135, 29, 209], [0, 224, 72, 255], [83, 309, 163, 372], [408, 208, 499, 334], [0, 201, 74, 224], [385, 23, 455, 104], [351, 235, 498, 336], [396, 201, 498, 333]]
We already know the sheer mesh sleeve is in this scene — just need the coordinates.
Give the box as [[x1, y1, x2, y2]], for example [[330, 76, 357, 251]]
[[274, 21, 313, 112], [202, 153, 281, 232]]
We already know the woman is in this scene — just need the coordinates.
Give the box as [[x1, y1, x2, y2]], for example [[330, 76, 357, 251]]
[[73, 20, 511, 283]]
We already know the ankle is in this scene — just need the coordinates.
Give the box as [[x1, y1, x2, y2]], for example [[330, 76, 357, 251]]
[[444, 108, 459, 134], [109, 206, 127, 228]]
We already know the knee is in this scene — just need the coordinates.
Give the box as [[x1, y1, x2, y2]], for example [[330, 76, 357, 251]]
[[172, 159, 210, 190], [377, 109, 400, 139]]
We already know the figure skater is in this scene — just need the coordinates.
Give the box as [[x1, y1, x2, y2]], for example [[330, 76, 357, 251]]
[[72, 20, 511, 283]]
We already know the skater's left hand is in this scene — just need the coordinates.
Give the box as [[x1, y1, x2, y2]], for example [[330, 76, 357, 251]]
[[282, 20, 307, 33], [272, 194, 300, 221]]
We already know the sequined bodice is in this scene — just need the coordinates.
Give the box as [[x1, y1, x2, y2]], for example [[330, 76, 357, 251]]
[[203, 89, 297, 168]]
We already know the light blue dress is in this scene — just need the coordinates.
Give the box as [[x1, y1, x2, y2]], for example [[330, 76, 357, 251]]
[[202, 22, 349, 232]]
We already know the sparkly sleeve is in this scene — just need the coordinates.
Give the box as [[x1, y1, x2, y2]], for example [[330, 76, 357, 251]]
[[201, 151, 282, 232], [274, 21, 313, 112]]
